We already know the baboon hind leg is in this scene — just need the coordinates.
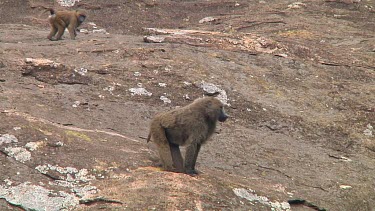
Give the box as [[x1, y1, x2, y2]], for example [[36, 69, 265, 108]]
[[47, 26, 58, 40], [67, 25, 76, 40], [156, 143, 175, 171], [169, 142, 184, 173], [55, 25, 66, 40], [185, 143, 201, 175]]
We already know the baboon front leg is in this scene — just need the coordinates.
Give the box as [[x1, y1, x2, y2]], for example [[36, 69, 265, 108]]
[[169, 142, 184, 173], [67, 25, 76, 40], [185, 143, 201, 175]]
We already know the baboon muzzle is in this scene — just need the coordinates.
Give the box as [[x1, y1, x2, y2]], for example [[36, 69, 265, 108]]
[[219, 113, 228, 122]]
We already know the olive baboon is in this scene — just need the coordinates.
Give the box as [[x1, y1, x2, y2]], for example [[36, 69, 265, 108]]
[[147, 97, 228, 175], [47, 9, 86, 41]]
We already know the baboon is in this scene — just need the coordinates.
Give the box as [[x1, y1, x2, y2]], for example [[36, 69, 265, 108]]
[[47, 9, 86, 41], [147, 97, 228, 175]]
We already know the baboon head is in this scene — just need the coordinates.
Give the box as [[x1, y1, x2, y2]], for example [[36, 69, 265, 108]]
[[218, 108, 228, 122], [203, 97, 228, 123], [75, 10, 87, 27]]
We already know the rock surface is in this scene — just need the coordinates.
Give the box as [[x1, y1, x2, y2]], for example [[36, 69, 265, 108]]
[[0, 0, 374, 210]]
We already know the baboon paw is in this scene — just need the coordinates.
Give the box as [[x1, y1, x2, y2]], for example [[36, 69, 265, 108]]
[[186, 169, 199, 175], [170, 168, 185, 174]]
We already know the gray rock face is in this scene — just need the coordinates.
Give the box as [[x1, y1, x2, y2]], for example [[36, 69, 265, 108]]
[[0, 182, 79, 211]]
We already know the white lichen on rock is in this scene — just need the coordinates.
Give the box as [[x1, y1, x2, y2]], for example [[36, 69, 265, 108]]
[[160, 96, 171, 104], [73, 185, 98, 199], [158, 82, 167, 87], [49, 180, 74, 188], [4, 147, 31, 163], [25, 141, 45, 151], [197, 81, 230, 106], [56, 0, 80, 7], [74, 67, 87, 76], [233, 188, 290, 211], [103, 85, 115, 95], [25, 164, 99, 209], [0, 182, 79, 211], [0, 134, 18, 145], [363, 124, 373, 137], [35, 164, 94, 183], [129, 87, 152, 96], [76, 169, 95, 182]]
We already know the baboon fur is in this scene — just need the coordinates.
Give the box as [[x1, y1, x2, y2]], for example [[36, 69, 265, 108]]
[[147, 97, 228, 175]]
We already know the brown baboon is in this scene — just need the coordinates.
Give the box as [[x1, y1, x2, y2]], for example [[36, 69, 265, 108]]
[[147, 97, 228, 175], [47, 9, 86, 41]]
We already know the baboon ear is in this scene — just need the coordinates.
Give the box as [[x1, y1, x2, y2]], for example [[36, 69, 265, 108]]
[[78, 15, 86, 23]]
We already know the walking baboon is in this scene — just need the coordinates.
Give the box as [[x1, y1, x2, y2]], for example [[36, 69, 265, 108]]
[[147, 97, 228, 175], [47, 9, 86, 41]]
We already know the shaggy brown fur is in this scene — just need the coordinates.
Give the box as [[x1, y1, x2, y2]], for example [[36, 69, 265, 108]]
[[47, 9, 86, 41], [147, 97, 228, 175]]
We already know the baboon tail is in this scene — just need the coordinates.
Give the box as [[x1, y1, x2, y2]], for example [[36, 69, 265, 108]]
[[48, 8, 56, 15], [146, 132, 151, 143]]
